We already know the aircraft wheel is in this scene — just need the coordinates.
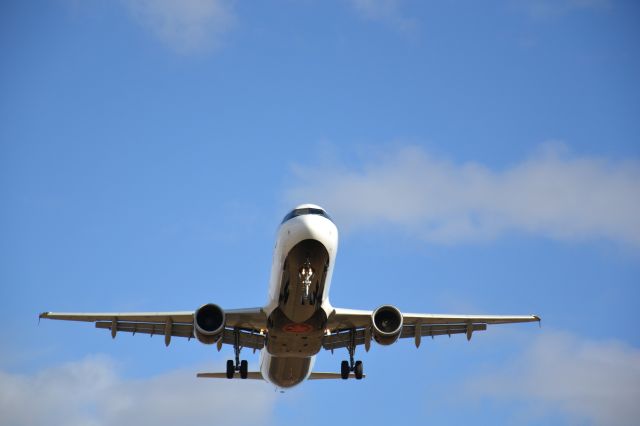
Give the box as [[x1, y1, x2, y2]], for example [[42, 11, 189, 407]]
[[354, 360, 363, 380], [226, 360, 235, 379], [340, 360, 350, 379], [240, 360, 248, 379]]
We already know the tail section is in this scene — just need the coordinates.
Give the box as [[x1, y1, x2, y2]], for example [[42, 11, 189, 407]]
[[196, 371, 365, 380], [308, 372, 366, 380], [197, 372, 263, 380]]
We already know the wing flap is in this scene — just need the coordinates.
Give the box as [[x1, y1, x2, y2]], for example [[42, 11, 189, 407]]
[[323, 329, 366, 351], [95, 321, 194, 339], [400, 323, 487, 338], [220, 328, 265, 350], [322, 324, 489, 350]]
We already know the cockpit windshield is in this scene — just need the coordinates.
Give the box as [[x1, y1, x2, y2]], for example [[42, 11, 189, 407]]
[[281, 207, 333, 224]]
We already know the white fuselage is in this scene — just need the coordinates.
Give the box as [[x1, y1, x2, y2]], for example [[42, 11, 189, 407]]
[[259, 212, 338, 388]]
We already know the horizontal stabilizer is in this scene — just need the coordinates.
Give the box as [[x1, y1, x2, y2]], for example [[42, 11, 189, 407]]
[[197, 372, 263, 380], [308, 372, 366, 380]]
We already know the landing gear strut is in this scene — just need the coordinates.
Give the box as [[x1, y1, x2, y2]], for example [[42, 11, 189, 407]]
[[226, 329, 248, 379], [299, 259, 315, 305], [341, 329, 364, 380]]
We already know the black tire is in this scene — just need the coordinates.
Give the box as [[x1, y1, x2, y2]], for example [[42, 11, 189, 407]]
[[240, 360, 248, 379], [226, 360, 234, 379], [354, 360, 363, 380], [340, 360, 350, 380]]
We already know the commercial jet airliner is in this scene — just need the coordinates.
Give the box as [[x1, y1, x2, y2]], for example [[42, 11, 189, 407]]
[[40, 204, 539, 388]]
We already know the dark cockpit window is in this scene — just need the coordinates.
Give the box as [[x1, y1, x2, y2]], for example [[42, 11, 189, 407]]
[[281, 208, 333, 224]]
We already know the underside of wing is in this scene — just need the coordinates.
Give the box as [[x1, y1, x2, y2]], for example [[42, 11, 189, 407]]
[[40, 311, 196, 346], [39, 307, 267, 349], [402, 313, 541, 325], [324, 306, 539, 350]]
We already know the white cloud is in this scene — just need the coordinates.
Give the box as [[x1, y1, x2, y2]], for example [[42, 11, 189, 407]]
[[349, 0, 416, 32], [286, 144, 640, 246], [123, 0, 235, 54], [0, 355, 275, 426], [464, 331, 640, 425]]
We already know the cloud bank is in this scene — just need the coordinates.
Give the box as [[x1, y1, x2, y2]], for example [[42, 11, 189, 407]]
[[349, 0, 415, 32], [465, 332, 640, 425], [286, 144, 640, 246], [0, 355, 275, 426], [123, 0, 235, 54]]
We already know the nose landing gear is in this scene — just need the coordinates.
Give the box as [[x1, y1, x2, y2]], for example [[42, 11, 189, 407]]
[[299, 259, 315, 305]]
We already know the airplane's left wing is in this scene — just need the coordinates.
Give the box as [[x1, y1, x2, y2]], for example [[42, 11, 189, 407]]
[[39, 308, 267, 349], [324, 307, 539, 350]]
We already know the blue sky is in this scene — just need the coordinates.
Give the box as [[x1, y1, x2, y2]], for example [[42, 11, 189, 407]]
[[1, 0, 639, 424]]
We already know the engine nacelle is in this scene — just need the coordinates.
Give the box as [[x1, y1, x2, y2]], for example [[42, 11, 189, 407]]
[[194, 303, 225, 345], [372, 305, 403, 345]]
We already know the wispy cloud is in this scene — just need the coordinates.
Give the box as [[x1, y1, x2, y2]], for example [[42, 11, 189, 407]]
[[0, 355, 275, 425], [286, 144, 640, 246], [349, 0, 416, 32], [122, 0, 235, 54], [515, 0, 612, 19], [464, 331, 640, 425]]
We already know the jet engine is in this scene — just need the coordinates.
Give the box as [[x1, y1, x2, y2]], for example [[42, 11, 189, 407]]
[[194, 303, 225, 344], [372, 305, 403, 345]]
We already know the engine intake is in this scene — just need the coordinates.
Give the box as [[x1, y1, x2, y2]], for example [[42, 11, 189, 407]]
[[372, 305, 403, 345], [194, 303, 225, 344]]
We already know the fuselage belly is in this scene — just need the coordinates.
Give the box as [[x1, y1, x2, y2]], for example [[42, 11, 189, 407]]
[[260, 210, 338, 388]]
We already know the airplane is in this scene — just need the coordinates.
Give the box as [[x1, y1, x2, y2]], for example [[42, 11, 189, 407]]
[[40, 204, 540, 388]]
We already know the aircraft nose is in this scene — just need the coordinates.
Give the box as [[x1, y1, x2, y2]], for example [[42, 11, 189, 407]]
[[285, 214, 338, 247]]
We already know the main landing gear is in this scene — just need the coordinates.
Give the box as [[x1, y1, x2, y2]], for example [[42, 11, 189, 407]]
[[226, 329, 248, 379], [341, 330, 364, 380]]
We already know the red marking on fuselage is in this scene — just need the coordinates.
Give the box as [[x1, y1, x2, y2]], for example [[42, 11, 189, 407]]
[[283, 323, 313, 333]]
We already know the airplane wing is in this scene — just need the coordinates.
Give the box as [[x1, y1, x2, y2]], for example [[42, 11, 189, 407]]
[[324, 307, 539, 350], [39, 308, 267, 349]]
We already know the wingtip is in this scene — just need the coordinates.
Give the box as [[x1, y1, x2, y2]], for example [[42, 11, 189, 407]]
[[38, 312, 50, 326]]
